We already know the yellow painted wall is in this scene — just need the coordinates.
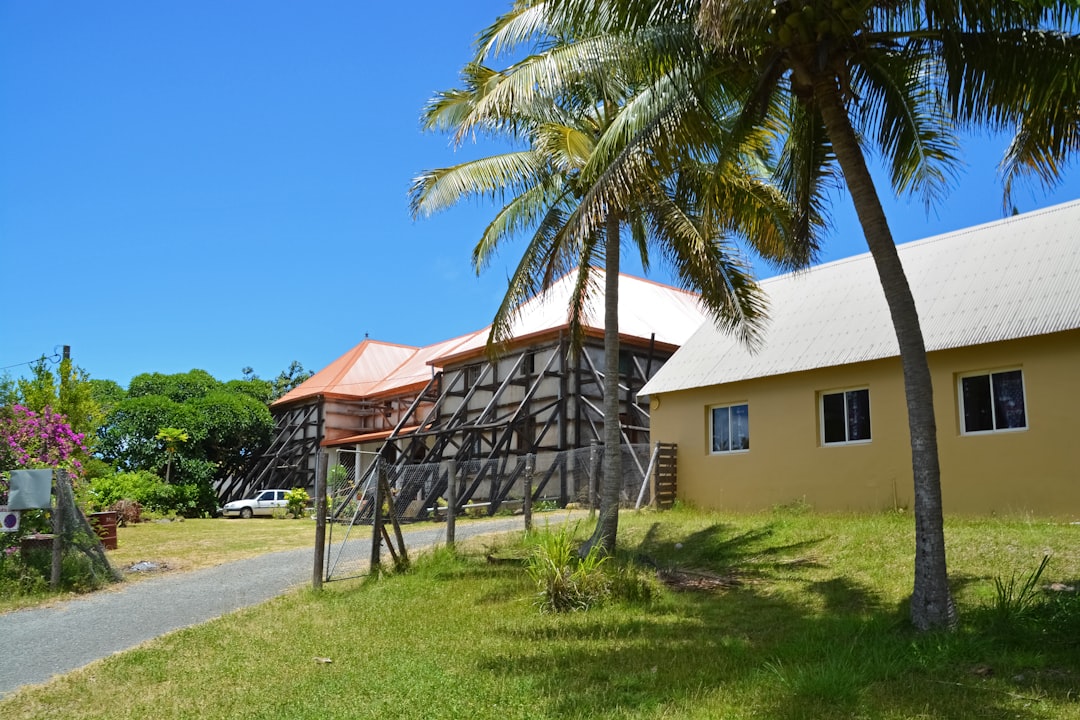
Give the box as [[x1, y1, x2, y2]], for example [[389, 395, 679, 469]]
[[649, 329, 1080, 517]]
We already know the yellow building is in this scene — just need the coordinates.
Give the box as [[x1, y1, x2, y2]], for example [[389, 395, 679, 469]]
[[640, 201, 1080, 517]]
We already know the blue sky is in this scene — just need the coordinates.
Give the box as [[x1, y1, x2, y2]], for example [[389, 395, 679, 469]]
[[2, 1, 1077, 389]]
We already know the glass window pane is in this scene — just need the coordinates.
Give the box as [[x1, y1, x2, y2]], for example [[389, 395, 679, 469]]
[[961, 375, 993, 432], [992, 370, 1026, 429], [846, 389, 871, 441], [731, 404, 750, 450], [712, 407, 730, 452], [822, 393, 846, 444]]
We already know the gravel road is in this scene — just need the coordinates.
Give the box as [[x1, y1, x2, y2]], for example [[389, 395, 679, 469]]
[[0, 516, 557, 698]]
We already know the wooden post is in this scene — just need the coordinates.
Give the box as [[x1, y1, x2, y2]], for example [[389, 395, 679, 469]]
[[50, 473, 62, 590], [380, 472, 409, 569], [313, 452, 327, 590], [523, 453, 535, 533], [446, 460, 457, 548], [370, 458, 384, 570], [650, 441, 659, 509], [589, 440, 600, 516]]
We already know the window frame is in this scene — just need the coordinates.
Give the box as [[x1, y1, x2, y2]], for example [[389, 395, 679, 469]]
[[819, 387, 872, 446], [709, 402, 750, 455], [957, 368, 1028, 435]]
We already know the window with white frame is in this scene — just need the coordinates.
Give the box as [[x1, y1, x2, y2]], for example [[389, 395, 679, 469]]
[[959, 369, 1027, 433], [711, 403, 749, 453], [820, 388, 871, 445]]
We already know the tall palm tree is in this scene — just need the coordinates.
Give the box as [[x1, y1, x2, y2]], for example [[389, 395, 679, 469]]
[[411, 11, 812, 553], [517, 0, 1080, 629]]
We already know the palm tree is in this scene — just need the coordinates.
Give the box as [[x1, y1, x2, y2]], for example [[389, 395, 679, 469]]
[[411, 12, 812, 553], [155, 427, 189, 484], [519, 0, 1080, 629]]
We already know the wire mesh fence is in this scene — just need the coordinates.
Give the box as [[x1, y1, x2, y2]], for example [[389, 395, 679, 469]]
[[321, 443, 661, 582]]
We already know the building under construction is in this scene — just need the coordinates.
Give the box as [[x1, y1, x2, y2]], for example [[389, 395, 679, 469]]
[[218, 270, 706, 517]]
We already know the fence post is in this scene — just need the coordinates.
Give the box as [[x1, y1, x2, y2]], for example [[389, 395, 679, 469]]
[[51, 472, 63, 590], [313, 452, 327, 590], [446, 459, 456, 548], [523, 453, 535, 532], [589, 440, 600, 516], [370, 457, 384, 570], [650, 441, 659, 508]]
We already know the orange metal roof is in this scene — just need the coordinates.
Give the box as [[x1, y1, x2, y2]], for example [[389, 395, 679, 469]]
[[272, 339, 418, 406]]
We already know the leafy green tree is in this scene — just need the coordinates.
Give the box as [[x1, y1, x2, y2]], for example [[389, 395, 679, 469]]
[[97, 371, 273, 516], [523, 0, 1080, 628], [271, 361, 313, 400], [413, 8, 809, 553], [0, 373, 17, 407], [14, 356, 102, 446], [128, 369, 218, 403], [239, 362, 312, 402]]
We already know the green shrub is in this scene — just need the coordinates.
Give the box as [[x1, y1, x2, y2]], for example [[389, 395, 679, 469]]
[[525, 523, 610, 612], [88, 471, 209, 517], [88, 471, 170, 512], [284, 487, 310, 518], [0, 532, 110, 600]]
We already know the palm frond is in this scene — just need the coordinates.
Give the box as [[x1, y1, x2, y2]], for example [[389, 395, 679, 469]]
[[772, 97, 836, 259], [476, 1, 555, 62], [472, 176, 571, 273], [643, 180, 770, 350], [563, 253, 603, 355], [932, 26, 1080, 204], [408, 150, 548, 218], [851, 45, 960, 208]]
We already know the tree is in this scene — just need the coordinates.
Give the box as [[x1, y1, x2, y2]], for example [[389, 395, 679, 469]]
[[238, 361, 313, 402], [154, 427, 189, 484], [14, 356, 102, 446], [524, 0, 1080, 628], [271, 361, 313, 400], [97, 371, 273, 516], [412, 8, 810, 553]]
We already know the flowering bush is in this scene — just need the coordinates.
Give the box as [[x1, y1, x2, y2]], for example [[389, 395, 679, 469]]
[[0, 405, 88, 503]]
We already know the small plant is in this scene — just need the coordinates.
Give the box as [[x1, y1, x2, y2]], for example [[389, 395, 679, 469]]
[[533, 499, 558, 512], [284, 487, 310, 518], [989, 553, 1051, 626], [525, 523, 610, 612]]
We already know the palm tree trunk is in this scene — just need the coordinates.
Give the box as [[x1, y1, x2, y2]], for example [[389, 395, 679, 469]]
[[813, 77, 955, 631], [586, 214, 623, 555]]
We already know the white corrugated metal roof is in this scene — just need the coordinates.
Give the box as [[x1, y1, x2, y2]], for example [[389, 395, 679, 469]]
[[432, 269, 707, 363], [640, 199, 1080, 396]]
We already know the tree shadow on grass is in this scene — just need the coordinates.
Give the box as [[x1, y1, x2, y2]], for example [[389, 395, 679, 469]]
[[471, 521, 1078, 720]]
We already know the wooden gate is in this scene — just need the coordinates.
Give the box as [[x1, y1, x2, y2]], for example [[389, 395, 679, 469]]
[[654, 442, 677, 509]]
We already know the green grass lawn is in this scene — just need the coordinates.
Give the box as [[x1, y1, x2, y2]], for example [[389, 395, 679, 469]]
[[2, 506, 1079, 719], [107, 516, 323, 573]]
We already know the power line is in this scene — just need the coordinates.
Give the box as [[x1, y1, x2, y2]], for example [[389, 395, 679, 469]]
[[0, 348, 65, 372]]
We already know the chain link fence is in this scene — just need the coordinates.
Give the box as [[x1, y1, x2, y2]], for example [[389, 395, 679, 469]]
[[321, 443, 660, 582]]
